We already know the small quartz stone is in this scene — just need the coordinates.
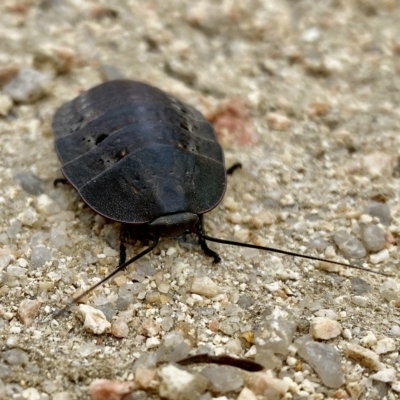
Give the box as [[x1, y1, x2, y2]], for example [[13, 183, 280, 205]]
[[333, 230, 366, 259], [200, 365, 243, 394], [191, 276, 221, 298], [136, 261, 156, 277], [361, 225, 385, 252], [297, 339, 344, 389], [310, 317, 342, 340], [159, 364, 208, 400], [219, 317, 240, 336], [50, 227, 69, 249], [17, 207, 39, 227], [254, 307, 297, 355], [30, 246, 52, 269], [79, 305, 111, 335]]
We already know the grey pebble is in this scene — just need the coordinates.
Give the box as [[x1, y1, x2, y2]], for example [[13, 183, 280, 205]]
[[0, 254, 11, 270], [131, 352, 157, 373], [0, 362, 11, 378], [161, 316, 174, 332], [1, 349, 29, 366], [333, 230, 366, 259], [30, 232, 50, 247], [361, 224, 385, 252], [297, 339, 344, 389], [13, 172, 46, 196], [308, 237, 331, 251], [157, 341, 190, 363], [7, 221, 22, 240], [3, 68, 51, 103], [237, 294, 255, 309], [200, 365, 243, 394], [115, 296, 131, 312], [254, 307, 298, 355], [365, 202, 391, 226], [136, 261, 157, 277], [350, 277, 371, 295], [30, 246, 52, 270], [219, 317, 240, 336], [96, 303, 116, 322]]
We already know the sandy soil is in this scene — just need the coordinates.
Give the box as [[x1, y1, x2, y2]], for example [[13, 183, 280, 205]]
[[1, 1, 400, 399]]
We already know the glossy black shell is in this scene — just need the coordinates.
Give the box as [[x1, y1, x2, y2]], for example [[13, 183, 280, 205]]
[[52, 80, 226, 224]]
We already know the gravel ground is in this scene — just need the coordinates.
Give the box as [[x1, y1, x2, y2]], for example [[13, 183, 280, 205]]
[[1, 1, 400, 399]]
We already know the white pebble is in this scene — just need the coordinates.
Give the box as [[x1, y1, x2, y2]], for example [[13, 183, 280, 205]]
[[103, 247, 119, 257], [21, 388, 41, 400], [360, 333, 377, 348], [351, 296, 368, 307], [369, 249, 390, 264], [237, 387, 257, 400], [342, 329, 352, 340], [146, 337, 160, 349], [390, 325, 400, 336], [159, 364, 195, 400], [0, 93, 13, 116], [36, 194, 61, 215], [17, 207, 39, 227], [392, 382, 400, 392], [373, 337, 396, 355], [18, 258, 28, 268], [371, 368, 396, 383], [79, 304, 111, 335]]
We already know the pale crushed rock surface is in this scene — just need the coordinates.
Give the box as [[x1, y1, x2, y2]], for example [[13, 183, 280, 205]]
[[1, 1, 400, 399]]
